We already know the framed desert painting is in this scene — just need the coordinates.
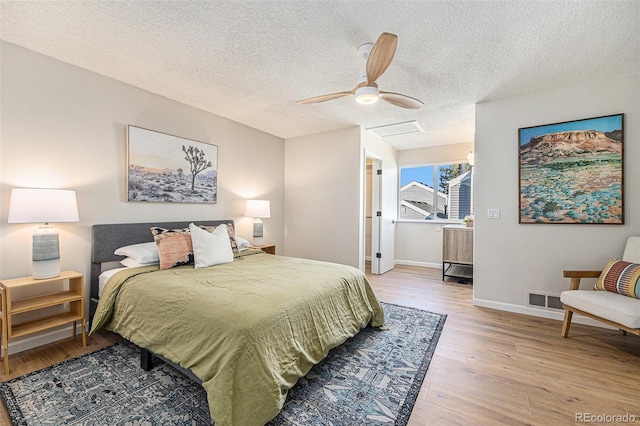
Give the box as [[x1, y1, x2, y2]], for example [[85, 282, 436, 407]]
[[519, 114, 623, 224], [127, 125, 218, 203]]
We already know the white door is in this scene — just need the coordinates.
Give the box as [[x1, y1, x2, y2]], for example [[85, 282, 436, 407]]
[[376, 159, 395, 274]]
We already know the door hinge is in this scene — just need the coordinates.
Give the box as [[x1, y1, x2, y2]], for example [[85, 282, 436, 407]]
[[376, 211, 382, 217], [376, 253, 382, 259], [377, 169, 382, 175]]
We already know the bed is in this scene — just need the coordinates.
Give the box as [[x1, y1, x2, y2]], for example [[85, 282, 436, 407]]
[[88, 220, 384, 426]]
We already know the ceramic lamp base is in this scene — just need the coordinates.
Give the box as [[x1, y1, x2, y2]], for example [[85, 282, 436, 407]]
[[33, 259, 60, 279], [252, 220, 264, 238], [252, 218, 265, 246], [32, 225, 61, 279]]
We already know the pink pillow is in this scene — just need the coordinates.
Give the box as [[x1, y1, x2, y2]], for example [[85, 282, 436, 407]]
[[151, 227, 194, 270]]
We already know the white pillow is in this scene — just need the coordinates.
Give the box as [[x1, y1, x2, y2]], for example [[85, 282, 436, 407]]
[[236, 236, 251, 251], [189, 223, 234, 268], [114, 242, 159, 264], [120, 257, 159, 268]]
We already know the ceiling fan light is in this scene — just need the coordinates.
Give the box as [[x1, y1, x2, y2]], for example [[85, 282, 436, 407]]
[[355, 86, 379, 105]]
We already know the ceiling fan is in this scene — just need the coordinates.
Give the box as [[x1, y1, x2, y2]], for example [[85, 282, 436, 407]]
[[296, 32, 423, 109]]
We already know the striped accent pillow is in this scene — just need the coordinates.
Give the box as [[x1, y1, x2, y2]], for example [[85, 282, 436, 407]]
[[595, 259, 640, 299]]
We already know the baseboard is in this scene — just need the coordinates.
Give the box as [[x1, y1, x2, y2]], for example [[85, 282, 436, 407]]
[[5, 324, 85, 355], [389, 265, 612, 330], [472, 298, 616, 330], [394, 260, 442, 269]]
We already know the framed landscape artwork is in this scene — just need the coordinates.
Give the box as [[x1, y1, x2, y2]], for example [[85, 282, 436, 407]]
[[127, 125, 218, 203], [519, 114, 623, 224]]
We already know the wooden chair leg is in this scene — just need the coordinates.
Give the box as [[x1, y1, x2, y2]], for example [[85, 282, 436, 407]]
[[561, 309, 573, 337]]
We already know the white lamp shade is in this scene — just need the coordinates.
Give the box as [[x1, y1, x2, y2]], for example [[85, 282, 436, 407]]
[[8, 188, 79, 223], [244, 199, 271, 218]]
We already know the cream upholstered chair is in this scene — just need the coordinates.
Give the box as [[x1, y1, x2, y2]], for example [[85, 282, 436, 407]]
[[560, 236, 640, 337]]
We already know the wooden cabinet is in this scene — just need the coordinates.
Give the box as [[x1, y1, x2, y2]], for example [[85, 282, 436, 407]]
[[0, 271, 87, 374], [442, 226, 473, 282], [251, 244, 276, 255]]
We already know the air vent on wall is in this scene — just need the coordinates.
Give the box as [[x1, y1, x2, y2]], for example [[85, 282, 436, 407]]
[[366, 120, 425, 138], [527, 291, 563, 310]]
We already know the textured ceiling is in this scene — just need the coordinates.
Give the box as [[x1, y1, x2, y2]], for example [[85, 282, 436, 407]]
[[1, 1, 639, 150]]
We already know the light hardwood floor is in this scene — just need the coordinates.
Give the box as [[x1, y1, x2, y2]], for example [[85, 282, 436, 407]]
[[1, 265, 639, 425], [369, 265, 640, 425]]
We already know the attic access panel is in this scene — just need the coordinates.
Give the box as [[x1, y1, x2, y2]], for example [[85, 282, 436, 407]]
[[367, 121, 425, 138], [518, 114, 623, 224]]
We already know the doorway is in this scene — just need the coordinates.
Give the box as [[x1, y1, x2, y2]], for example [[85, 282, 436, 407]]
[[362, 149, 395, 275], [363, 154, 382, 274]]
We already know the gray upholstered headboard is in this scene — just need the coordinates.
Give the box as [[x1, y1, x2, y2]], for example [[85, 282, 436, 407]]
[[90, 220, 234, 317]]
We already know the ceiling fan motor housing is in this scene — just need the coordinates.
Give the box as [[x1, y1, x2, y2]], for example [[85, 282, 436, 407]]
[[297, 33, 422, 109], [358, 42, 374, 58], [355, 42, 379, 104], [355, 85, 379, 104]]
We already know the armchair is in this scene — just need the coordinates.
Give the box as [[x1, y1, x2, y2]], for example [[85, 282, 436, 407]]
[[560, 236, 640, 337]]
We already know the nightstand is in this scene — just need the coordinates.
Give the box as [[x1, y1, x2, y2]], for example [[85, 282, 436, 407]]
[[251, 244, 276, 255], [1, 287, 6, 375], [0, 271, 87, 374]]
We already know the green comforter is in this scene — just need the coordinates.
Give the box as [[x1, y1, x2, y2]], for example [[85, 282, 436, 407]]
[[90, 251, 384, 426]]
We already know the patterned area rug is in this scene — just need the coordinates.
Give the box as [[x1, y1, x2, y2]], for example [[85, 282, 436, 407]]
[[0, 303, 446, 425]]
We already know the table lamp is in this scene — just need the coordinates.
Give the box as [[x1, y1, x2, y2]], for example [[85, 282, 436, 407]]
[[8, 188, 79, 279], [244, 199, 270, 245]]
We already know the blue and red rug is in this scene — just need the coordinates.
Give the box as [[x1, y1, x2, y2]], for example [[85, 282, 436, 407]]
[[1, 302, 446, 425]]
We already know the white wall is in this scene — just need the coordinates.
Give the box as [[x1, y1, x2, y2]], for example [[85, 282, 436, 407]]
[[0, 42, 285, 351], [395, 142, 473, 267], [284, 127, 362, 266], [283, 127, 398, 270], [474, 74, 640, 321]]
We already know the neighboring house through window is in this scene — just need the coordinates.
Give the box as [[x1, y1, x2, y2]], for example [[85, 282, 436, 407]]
[[399, 163, 473, 220]]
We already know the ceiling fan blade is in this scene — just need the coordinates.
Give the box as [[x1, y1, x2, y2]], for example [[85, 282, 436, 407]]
[[379, 91, 424, 109], [366, 32, 398, 84], [296, 91, 353, 104]]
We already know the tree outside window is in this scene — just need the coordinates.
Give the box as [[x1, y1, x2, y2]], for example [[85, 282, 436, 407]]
[[399, 162, 473, 220]]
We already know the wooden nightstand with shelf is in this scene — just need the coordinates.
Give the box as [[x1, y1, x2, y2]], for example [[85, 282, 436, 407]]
[[251, 244, 276, 255], [0, 271, 87, 374]]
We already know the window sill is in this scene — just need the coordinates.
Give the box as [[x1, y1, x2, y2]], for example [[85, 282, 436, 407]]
[[395, 219, 464, 225]]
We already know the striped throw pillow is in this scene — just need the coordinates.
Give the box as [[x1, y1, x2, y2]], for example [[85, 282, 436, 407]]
[[595, 259, 640, 299]]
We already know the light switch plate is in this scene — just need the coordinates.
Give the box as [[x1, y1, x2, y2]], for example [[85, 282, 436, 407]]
[[488, 209, 500, 219]]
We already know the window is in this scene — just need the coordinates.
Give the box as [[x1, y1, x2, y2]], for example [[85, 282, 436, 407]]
[[399, 162, 473, 221]]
